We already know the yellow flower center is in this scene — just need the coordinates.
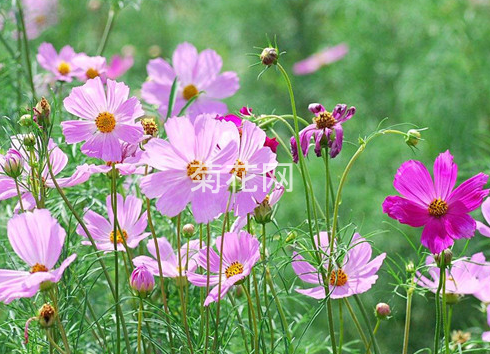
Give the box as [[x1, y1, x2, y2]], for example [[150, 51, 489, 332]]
[[95, 112, 116, 133], [187, 160, 207, 181], [35, 15, 47, 26], [86, 68, 100, 79], [428, 198, 448, 217], [110, 229, 128, 244], [225, 261, 244, 279], [230, 160, 247, 179], [183, 84, 199, 100], [57, 61, 71, 75], [329, 269, 348, 287], [314, 111, 336, 129], [141, 118, 158, 136], [31, 263, 48, 273]]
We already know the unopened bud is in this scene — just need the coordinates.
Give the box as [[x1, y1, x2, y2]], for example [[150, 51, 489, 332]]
[[228, 175, 242, 193], [260, 47, 278, 66], [19, 114, 33, 127], [38, 304, 56, 328], [183, 224, 195, 238], [434, 249, 452, 268], [405, 129, 421, 147], [141, 117, 158, 137], [285, 231, 296, 243], [23, 133, 36, 147], [406, 261, 415, 275], [254, 197, 273, 224], [34, 97, 51, 128], [2, 149, 24, 178], [446, 293, 460, 305], [375, 303, 391, 320], [130, 265, 155, 298]]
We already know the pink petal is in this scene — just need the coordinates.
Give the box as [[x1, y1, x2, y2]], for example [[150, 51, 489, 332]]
[[172, 42, 198, 84], [433, 150, 457, 200], [447, 173, 489, 212], [61, 120, 97, 144], [81, 132, 122, 162], [444, 212, 476, 240], [292, 253, 322, 284], [382, 196, 430, 227], [295, 286, 326, 299], [204, 72, 239, 99], [393, 160, 435, 206], [420, 218, 453, 254], [476, 221, 490, 237], [194, 49, 223, 87]]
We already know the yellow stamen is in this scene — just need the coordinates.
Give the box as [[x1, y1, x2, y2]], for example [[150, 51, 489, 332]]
[[230, 160, 247, 179], [314, 111, 336, 129], [31, 263, 48, 273], [225, 261, 244, 278], [187, 160, 207, 181], [428, 198, 448, 217], [95, 112, 116, 133], [110, 229, 128, 244], [329, 269, 348, 287], [86, 68, 99, 79], [183, 84, 199, 100], [57, 61, 71, 76]]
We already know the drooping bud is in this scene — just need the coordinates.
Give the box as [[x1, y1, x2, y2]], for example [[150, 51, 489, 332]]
[[23, 133, 36, 147], [141, 117, 158, 137], [254, 197, 273, 224], [38, 303, 56, 328], [19, 114, 33, 127], [260, 47, 278, 66], [405, 129, 422, 147], [434, 249, 452, 268], [34, 97, 51, 128], [375, 303, 391, 320], [130, 265, 155, 298], [445, 293, 461, 305], [264, 137, 279, 154], [308, 103, 325, 114], [239, 106, 253, 116], [182, 224, 195, 238], [2, 149, 24, 178]]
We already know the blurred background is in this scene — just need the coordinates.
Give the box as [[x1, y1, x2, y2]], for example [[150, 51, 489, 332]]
[[2, 0, 490, 352]]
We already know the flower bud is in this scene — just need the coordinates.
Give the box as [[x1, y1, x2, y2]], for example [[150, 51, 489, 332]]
[[34, 97, 51, 128], [434, 249, 452, 268], [228, 175, 242, 193], [445, 293, 460, 305], [405, 129, 421, 147], [38, 303, 56, 328], [285, 231, 296, 243], [406, 261, 415, 275], [183, 224, 195, 238], [141, 117, 158, 137], [239, 106, 253, 116], [2, 149, 24, 178], [260, 47, 278, 66], [23, 133, 36, 147], [375, 303, 391, 320], [254, 198, 273, 224], [130, 265, 155, 298], [308, 103, 325, 114], [19, 114, 33, 127]]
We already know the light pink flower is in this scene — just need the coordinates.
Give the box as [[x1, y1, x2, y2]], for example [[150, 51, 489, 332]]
[[293, 43, 348, 75], [476, 198, 490, 237], [36, 43, 81, 82], [292, 232, 386, 299], [139, 115, 238, 224], [0, 209, 77, 304], [106, 54, 134, 79], [133, 237, 200, 278], [141, 42, 239, 118], [72, 54, 107, 82], [62, 77, 144, 162], [22, 0, 58, 40], [187, 231, 260, 306], [77, 193, 150, 252]]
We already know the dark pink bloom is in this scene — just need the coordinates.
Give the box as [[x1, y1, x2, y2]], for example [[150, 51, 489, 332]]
[[106, 54, 134, 79], [264, 137, 279, 153], [36, 43, 81, 82], [130, 265, 155, 293], [293, 43, 348, 75], [291, 103, 355, 162], [216, 114, 242, 129], [141, 42, 239, 118], [383, 151, 489, 254], [239, 106, 253, 116]]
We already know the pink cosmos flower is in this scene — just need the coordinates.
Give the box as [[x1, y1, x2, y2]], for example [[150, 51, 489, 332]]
[[133, 237, 200, 278], [83, 142, 146, 177], [130, 265, 155, 293], [77, 193, 150, 252], [0, 209, 77, 304], [187, 231, 260, 306], [292, 232, 386, 299], [291, 103, 356, 162], [72, 54, 107, 82], [141, 42, 239, 118], [106, 54, 134, 79], [293, 43, 349, 75], [139, 115, 238, 224], [416, 253, 485, 295], [22, 0, 58, 40], [37, 43, 81, 82], [62, 77, 144, 162], [383, 151, 489, 254], [469, 253, 490, 341], [476, 198, 490, 237]]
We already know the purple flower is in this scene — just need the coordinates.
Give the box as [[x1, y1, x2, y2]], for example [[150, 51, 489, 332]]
[[293, 43, 349, 75], [290, 103, 355, 162], [383, 151, 489, 254], [141, 42, 239, 118], [77, 194, 150, 252], [187, 231, 260, 306], [133, 237, 200, 278], [36, 43, 81, 82], [72, 54, 107, 82], [0, 209, 77, 304], [130, 265, 155, 294], [139, 115, 238, 224], [62, 77, 144, 162], [292, 232, 386, 299]]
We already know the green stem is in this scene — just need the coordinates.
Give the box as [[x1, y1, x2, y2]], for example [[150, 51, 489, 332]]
[[338, 300, 343, 354], [205, 223, 211, 354], [46, 329, 67, 354], [137, 299, 143, 354], [402, 283, 414, 354], [243, 285, 260, 353], [15, 0, 36, 100], [365, 319, 380, 354], [228, 294, 250, 354], [97, 7, 116, 55], [442, 266, 449, 354], [261, 223, 274, 352], [323, 150, 330, 231], [434, 265, 444, 354], [111, 166, 121, 354], [14, 178, 25, 212], [354, 295, 380, 354], [344, 299, 370, 351], [49, 290, 71, 354]]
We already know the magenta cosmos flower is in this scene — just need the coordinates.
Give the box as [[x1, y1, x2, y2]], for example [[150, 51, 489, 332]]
[[133, 237, 200, 278], [383, 150, 489, 254], [291, 103, 356, 162], [72, 54, 107, 82], [141, 42, 239, 118], [77, 193, 150, 252], [292, 232, 386, 299], [293, 43, 349, 75], [62, 77, 144, 162], [187, 231, 260, 306], [37, 43, 80, 82], [416, 253, 486, 295], [140, 115, 238, 224], [0, 209, 77, 304]]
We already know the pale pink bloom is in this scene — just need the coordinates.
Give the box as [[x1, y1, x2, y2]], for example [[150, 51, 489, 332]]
[[292, 233, 386, 299], [77, 193, 150, 252], [22, 0, 58, 40], [72, 54, 107, 82], [133, 237, 200, 278], [107, 54, 134, 79], [0, 209, 77, 304], [36, 43, 81, 82], [476, 198, 490, 237], [62, 77, 144, 162], [293, 43, 348, 75], [141, 42, 239, 118]]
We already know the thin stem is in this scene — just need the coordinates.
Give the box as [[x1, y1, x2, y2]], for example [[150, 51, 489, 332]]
[[46, 329, 67, 354], [261, 223, 274, 352], [442, 266, 449, 354], [338, 300, 343, 354], [323, 150, 330, 232], [204, 223, 211, 354], [111, 166, 121, 354], [137, 299, 143, 354], [14, 179, 25, 212], [344, 299, 370, 351], [96, 7, 116, 55], [434, 265, 444, 354], [402, 281, 414, 354], [49, 290, 71, 354], [242, 285, 260, 353], [365, 320, 380, 354], [228, 293, 250, 354], [354, 295, 380, 354], [15, 0, 36, 100]]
